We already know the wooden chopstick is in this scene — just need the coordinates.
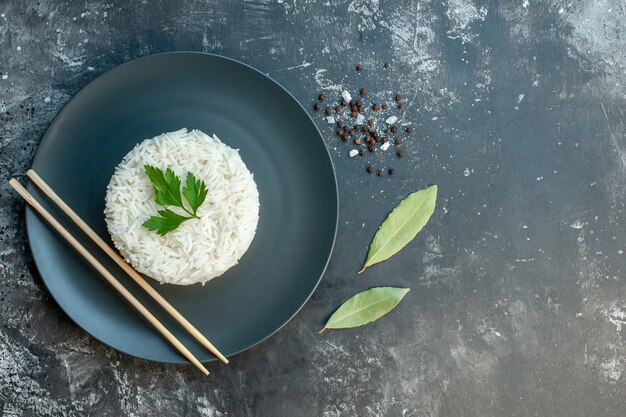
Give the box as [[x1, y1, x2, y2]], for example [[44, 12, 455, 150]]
[[9, 178, 210, 376], [26, 169, 229, 365]]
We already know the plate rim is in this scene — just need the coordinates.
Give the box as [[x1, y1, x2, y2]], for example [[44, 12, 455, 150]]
[[25, 51, 339, 364]]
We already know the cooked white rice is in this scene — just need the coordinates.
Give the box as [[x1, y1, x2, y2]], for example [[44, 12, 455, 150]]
[[104, 128, 260, 285]]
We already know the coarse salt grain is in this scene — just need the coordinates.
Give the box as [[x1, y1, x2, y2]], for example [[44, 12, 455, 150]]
[[380, 142, 391, 151], [326, 116, 335, 124], [385, 116, 397, 124], [341, 91, 352, 103], [349, 149, 359, 158], [355, 114, 365, 125]]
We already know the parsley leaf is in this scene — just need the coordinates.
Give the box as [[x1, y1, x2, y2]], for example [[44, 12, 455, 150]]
[[143, 209, 193, 236], [142, 166, 208, 235], [182, 172, 208, 216], [144, 165, 183, 207]]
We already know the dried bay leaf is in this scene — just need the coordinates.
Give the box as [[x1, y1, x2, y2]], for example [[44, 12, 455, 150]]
[[358, 185, 437, 273], [321, 287, 410, 331]]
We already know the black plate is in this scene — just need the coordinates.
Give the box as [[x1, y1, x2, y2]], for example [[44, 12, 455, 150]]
[[26, 52, 338, 363]]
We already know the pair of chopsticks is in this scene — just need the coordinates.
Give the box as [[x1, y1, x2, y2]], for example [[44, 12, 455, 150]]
[[9, 169, 228, 376]]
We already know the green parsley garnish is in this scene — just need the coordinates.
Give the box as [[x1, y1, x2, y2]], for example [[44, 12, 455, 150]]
[[142, 165, 208, 236]]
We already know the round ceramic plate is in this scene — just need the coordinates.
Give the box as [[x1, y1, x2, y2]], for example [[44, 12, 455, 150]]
[[26, 52, 338, 363]]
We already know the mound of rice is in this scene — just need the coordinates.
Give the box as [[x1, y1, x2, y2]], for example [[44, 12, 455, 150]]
[[104, 128, 260, 285]]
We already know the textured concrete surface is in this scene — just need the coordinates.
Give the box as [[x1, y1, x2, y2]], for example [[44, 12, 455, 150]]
[[1, 0, 626, 416]]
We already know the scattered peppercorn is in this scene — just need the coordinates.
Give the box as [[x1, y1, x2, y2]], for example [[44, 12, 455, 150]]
[[398, 104, 405, 110], [397, 150, 405, 158], [325, 107, 332, 115], [349, 128, 356, 135], [383, 62, 390, 69], [313, 103, 320, 111], [341, 99, 348, 106], [337, 129, 345, 136], [335, 105, 342, 113], [354, 137, 362, 145], [359, 88, 367, 96], [368, 144, 376, 152], [358, 149, 364, 156], [341, 136, 348, 142], [395, 138, 402, 146], [382, 104, 388, 110], [356, 64, 363, 72], [367, 119, 374, 127], [373, 104, 381, 111], [394, 95, 402, 102], [351, 111, 357, 118], [361, 126, 368, 133], [391, 126, 398, 133], [405, 127, 413, 134], [389, 168, 395, 176], [367, 166, 374, 173], [384, 128, 391, 135], [319, 94, 325, 101], [381, 136, 388, 143], [377, 169, 385, 177], [337, 120, 344, 127]]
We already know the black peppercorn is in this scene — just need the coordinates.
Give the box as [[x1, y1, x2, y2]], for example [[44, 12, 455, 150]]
[[367, 166, 374, 173], [319, 94, 325, 101], [382, 104, 388, 110], [398, 104, 405, 110], [349, 128, 356, 135], [351, 111, 357, 118], [383, 62, 390, 69], [361, 126, 368, 133], [389, 168, 395, 176], [405, 127, 413, 134], [391, 126, 398, 133], [337, 129, 345, 136], [358, 149, 364, 156], [368, 144, 376, 152], [356, 64, 363, 72], [373, 104, 380, 111], [367, 119, 374, 127], [394, 95, 402, 102], [335, 105, 342, 113], [377, 169, 385, 177], [325, 107, 332, 115], [397, 150, 405, 158], [337, 120, 344, 127], [354, 137, 362, 145], [395, 138, 402, 146], [359, 88, 367, 96], [313, 103, 320, 111]]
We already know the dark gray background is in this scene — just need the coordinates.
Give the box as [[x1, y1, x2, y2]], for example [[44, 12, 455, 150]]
[[1, 0, 625, 416]]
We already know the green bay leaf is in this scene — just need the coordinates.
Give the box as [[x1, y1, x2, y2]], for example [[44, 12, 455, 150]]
[[359, 185, 437, 273], [321, 287, 410, 331]]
